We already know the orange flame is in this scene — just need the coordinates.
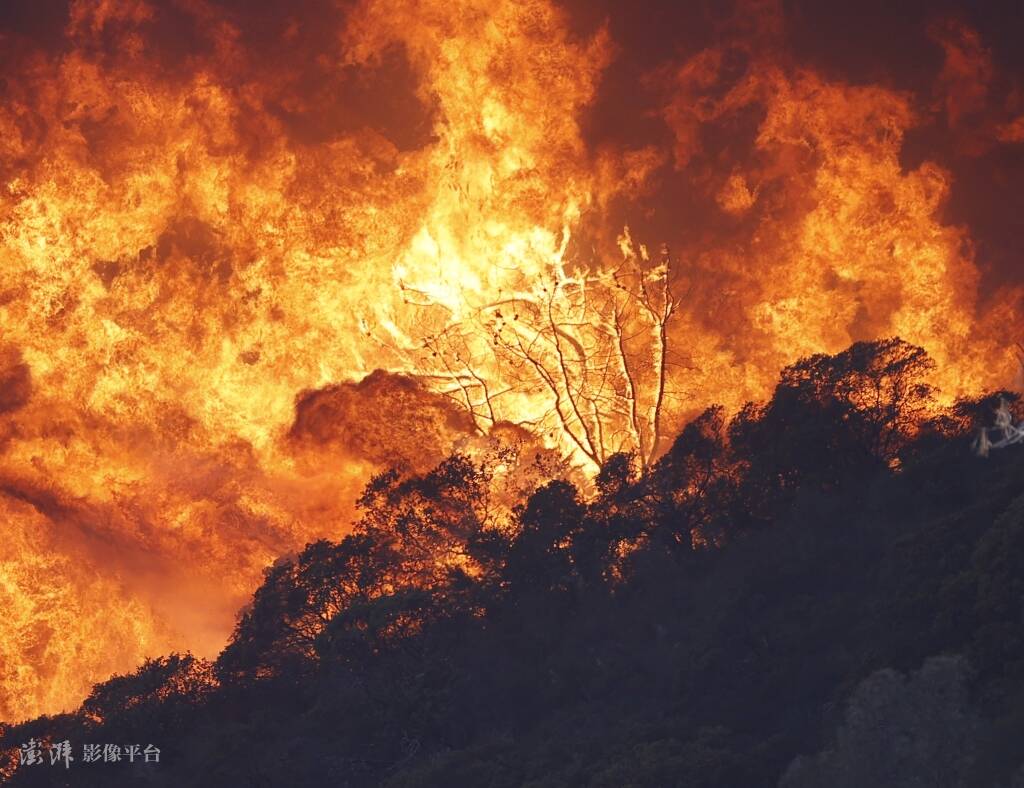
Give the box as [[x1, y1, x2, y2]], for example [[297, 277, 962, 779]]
[[0, 0, 1019, 720]]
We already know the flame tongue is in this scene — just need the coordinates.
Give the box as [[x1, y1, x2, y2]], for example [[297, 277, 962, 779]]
[[0, 0, 1019, 720]]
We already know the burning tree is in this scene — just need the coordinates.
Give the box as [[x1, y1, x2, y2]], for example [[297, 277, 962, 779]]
[[393, 236, 689, 473]]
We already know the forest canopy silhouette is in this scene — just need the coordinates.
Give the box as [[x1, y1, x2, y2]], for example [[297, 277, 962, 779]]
[[4, 336, 1024, 787]]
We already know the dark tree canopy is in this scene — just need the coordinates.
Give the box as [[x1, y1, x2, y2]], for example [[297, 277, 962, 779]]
[[5, 337, 1024, 788]]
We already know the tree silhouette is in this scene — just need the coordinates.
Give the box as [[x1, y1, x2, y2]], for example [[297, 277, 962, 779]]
[[7, 336, 1024, 788]]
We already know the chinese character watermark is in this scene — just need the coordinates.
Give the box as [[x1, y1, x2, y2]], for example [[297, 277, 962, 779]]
[[18, 741, 160, 770]]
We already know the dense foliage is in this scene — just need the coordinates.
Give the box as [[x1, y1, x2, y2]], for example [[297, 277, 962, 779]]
[[4, 338, 1024, 787]]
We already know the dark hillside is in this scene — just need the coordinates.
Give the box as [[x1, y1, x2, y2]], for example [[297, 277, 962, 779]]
[[5, 338, 1024, 788]]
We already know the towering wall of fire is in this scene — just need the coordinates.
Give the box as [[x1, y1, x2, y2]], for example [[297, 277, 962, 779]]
[[0, 0, 1020, 721]]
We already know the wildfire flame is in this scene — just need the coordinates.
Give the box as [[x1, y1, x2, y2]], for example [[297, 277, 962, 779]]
[[0, 0, 1020, 720]]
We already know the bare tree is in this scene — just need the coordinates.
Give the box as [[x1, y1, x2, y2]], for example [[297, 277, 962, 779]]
[[370, 235, 690, 474]]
